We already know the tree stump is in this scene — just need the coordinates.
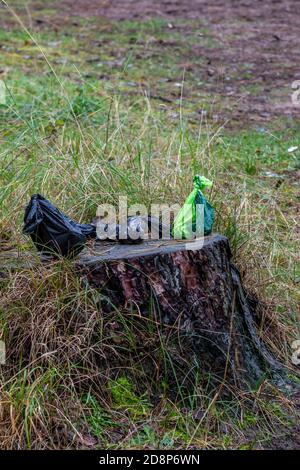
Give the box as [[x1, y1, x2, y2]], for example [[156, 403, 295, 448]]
[[76, 235, 297, 391]]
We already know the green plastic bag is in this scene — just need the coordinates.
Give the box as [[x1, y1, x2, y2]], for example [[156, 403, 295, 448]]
[[173, 175, 214, 239]]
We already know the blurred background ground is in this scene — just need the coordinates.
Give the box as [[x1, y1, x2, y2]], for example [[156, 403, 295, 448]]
[[2, 0, 300, 127]]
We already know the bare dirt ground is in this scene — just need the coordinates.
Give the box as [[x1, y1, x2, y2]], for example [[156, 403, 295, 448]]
[[29, 0, 300, 126], [2, 0, 300, 126]]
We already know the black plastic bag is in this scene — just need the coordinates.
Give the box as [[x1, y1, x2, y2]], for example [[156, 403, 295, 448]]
[[23, 194, 96, 257]]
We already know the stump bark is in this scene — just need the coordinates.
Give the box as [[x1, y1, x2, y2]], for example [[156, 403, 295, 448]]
[[76, 235, 296, 391]]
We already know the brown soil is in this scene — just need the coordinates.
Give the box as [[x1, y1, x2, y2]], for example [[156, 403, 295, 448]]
[[2, 0, 300, 126], [41, 0, 300, 125]]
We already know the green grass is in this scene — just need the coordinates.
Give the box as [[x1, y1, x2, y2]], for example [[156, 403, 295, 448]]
[[0, 1, 299, 450]]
